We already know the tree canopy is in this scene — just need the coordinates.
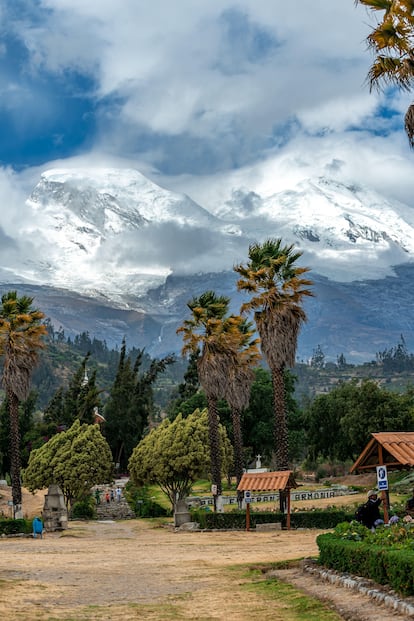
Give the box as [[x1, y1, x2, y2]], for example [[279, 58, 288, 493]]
[[23, 419, 113, 508], [355, 0, 414, 146], [305, 378, 414, 461], [104, 339, 175, 471], [0, 290, 46, 512], [128, 408, 233, 511], [235, 238, 313, 471]]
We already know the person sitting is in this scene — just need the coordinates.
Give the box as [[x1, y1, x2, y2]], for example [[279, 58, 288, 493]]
[[405, 489, 414, 517], [356, 490, 383, 530]]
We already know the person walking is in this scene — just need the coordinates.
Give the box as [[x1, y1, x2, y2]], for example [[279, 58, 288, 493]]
[[116, 486, 122, 502]]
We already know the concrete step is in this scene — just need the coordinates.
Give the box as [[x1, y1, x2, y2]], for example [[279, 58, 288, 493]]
[[96, 499, 135, 520]]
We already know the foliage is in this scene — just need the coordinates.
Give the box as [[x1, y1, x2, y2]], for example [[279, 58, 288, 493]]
[[123, 481, 171, 517], [22, 419, 113, 509], [318, 520, 414, 595], [71, 495, 96, 519], [43, 353, 102, 428], [305, 378, 414, 461], [310, 345, 325, 369], [243, 368, 306, 464], [167, 350, 201, 418], [235, 238, 313, 471], [128, 408, 233, 511], [104, 338, 175, 471], [0, 518, 32, 535], [355, 0, 414, 146], [177, 291, 242, 498], [0, 291, 47, 510], [191, 509, 354, 530]]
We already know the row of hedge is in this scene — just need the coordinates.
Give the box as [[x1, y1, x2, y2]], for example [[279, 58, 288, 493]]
[[0, 518, 32, 535], [191, 509, 354, 530], [317, 531, 414, 596]]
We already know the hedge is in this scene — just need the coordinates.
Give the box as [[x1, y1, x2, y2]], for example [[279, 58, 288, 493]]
[[191, 509, 354, 530], [0, 518, 32, 535], [317, 532, 414, 595]]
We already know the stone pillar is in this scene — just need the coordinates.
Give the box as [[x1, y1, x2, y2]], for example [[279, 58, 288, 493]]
[[42, 484, 68, 531], [174, 499, 191, 527]]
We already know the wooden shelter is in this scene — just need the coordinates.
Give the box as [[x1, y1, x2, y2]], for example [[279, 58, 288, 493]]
[[350, 432, 414, 473], [350, 432, 414, 523], [237, 470, 298, 529]]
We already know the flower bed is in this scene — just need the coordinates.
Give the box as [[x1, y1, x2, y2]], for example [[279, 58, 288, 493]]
[[317, 520, 414, 596]]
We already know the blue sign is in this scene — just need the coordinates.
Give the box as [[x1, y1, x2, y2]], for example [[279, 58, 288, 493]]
[[376, 465, 388, 491]]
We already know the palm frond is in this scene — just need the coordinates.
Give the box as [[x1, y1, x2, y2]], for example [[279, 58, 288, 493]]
[[405, 102, 414, 146]]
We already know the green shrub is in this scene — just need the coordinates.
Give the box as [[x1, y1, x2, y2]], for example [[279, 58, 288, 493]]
[[189, 510, 354, 530], [0, 518, 31, 535], [317, 521, 414, 595], [124, 483, 171, 518], [71, 496, 96, 520]]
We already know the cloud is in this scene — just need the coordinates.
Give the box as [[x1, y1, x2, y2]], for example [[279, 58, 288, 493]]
[[1, 0, 395, 174], [94, 221, 248, 276]]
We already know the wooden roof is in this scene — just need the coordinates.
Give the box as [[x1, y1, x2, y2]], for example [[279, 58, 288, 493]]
[[237, 470, 298, 492], [350, 432, 414, 473]]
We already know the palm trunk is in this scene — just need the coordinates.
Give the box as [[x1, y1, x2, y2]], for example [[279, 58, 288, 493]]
[[207, 395, 222, 511], [8, 390, 22, 510], [271, 367, 289, 512], [231, 406, 244, 507]]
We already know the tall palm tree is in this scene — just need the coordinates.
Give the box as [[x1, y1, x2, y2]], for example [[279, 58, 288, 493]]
[[355, 0, 414, 145], [0, 291, 46, 515], [234, 239, 313, 475], [223, 316, 260, 504], [177, 291, 239, 510]]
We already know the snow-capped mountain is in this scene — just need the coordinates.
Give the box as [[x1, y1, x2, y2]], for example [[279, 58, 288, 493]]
[[20, 167, 240, 301], [220, 177, 414, 281], [2, 166, 414, 362]]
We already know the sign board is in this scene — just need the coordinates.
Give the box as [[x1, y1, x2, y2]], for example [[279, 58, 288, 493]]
[[376, 465, 388, 491], [244, 490, 251, 504], [211, 484, 217, 495]]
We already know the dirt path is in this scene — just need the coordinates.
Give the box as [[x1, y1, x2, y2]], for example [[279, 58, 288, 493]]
[[0, 519, 411, 621]]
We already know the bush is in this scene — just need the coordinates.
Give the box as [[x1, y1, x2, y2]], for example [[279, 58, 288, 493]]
[[124, 482, 171, 518], [190, 509, 354, 530], [0, 518, 31, 535], [71, 496, 96, 520], [317, 521, 414, 595]]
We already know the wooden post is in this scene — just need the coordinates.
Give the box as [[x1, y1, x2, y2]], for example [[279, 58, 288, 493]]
[[377, 446, 389, 524], [246, 502, 250, 532], [286, 486, 291, 530]]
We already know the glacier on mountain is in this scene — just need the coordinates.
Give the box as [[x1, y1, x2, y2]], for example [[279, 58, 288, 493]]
[[1, 166, 414, 361], [15, 166, 414, 300]]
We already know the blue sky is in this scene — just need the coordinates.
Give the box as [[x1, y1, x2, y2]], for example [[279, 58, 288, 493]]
[[0, 0, 413, 207]]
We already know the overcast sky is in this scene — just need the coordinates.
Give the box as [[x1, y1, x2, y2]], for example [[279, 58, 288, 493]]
[[1, 1, 414, 240]]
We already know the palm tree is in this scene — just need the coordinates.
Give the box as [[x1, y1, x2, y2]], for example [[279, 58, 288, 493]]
[[0, 291, 46, 516], [177, 291, 239, 510], [355, 0, 414, 145], [223, 316, 260, 504], [234, 239, 313, 475]]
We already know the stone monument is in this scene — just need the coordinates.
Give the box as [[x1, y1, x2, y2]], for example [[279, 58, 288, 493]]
[[174, 499, 191, 527], [42, 484, 68, 531]]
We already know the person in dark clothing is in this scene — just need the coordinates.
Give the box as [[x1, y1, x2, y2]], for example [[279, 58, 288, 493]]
[[405, 489, 414, 516], [357, 489, 383, 529]]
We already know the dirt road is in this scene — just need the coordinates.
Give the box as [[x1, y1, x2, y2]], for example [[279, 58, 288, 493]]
[[0, 519, 411, 621]]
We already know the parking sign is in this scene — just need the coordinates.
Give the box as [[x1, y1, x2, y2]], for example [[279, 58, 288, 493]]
[[376, 465, 388, 491]]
